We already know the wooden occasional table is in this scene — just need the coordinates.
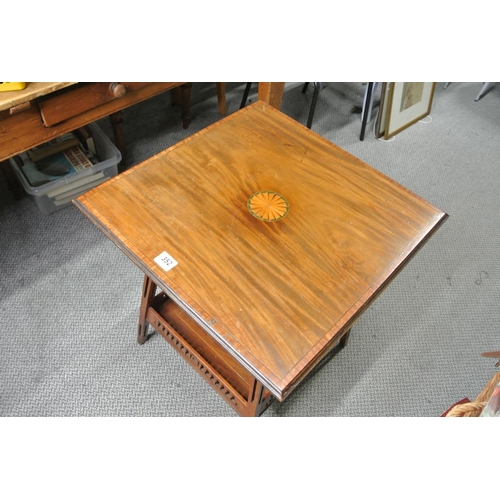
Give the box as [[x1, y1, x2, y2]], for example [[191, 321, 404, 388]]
[[75, 101, 448, 416]]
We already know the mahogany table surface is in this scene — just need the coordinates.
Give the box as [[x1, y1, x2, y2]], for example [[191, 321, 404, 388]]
[[75, 101, 447, 401]]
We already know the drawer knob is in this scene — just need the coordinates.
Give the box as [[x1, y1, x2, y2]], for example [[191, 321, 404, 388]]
[[109, 83, 127, 98]]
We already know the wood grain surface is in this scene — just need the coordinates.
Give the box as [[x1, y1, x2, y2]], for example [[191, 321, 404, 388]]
[[75, 101, 447, 400]]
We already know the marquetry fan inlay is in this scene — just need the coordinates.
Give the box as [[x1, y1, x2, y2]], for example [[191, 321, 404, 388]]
[[248, 191, 289, 222]]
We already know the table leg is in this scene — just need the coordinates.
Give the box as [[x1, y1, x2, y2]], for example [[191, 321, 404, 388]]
[[216, 83, 227, 115], [170, 84, 192, 128], [241, 380, 275, 417], [138, 275, 157, 344], [0, 159, 24, 200], [258, 82, 285, 109], [339, 328, 351, 349], [109, 111, 125, 164], [170, 86, 181, 106], [180, 83, 192, 129]]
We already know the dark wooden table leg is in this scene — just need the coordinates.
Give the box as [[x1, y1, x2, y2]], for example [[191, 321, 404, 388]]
[[1, 159, 24, 200], [169, 84, 192, 128], [243, 380, 275, 417], [339, 328, 351, 349], [170, 86, 181, 106], [180, 83, 192, 129], [138, 275, 157, 344], [109, 111, 125, 165]]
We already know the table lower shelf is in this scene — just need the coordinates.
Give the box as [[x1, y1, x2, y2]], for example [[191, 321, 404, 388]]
[[144, 288, 274, 417]]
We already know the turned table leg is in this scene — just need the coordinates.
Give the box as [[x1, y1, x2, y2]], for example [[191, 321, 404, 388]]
[[138, 275, 157, 344], [170, 83, 192, 129]]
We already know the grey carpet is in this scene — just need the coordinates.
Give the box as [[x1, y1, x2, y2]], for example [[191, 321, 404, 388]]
[[1, 82, 499, 417]]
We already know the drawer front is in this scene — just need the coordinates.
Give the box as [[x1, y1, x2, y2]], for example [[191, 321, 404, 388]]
[[38, 82, 151, 127]]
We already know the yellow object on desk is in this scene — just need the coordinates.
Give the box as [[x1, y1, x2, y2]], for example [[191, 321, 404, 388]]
[[0, 82, 26, 92]]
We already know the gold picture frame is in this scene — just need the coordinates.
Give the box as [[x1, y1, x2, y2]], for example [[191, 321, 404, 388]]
[[384, 82, 436, 139], [375, 82, 390, 138]]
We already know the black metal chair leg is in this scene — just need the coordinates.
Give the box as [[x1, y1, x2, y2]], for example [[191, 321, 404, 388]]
[[240, 82, 252, 109], [302, 82, 309, 93], [306, 84, 319, 129], [360, 82, 374, 141]]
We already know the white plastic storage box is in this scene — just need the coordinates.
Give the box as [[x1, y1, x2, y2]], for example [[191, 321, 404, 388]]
[[10, 122, 121, 215]]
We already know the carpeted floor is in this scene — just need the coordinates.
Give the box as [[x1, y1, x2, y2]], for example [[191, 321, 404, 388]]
[[1, 82, 499, 417]]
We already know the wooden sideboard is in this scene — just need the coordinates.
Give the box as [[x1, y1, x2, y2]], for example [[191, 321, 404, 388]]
[[0, 82, 191, 199]]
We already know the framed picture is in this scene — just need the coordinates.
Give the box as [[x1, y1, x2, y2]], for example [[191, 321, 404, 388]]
[[384, 82, 436, 139], [375, 82, 391, 138]]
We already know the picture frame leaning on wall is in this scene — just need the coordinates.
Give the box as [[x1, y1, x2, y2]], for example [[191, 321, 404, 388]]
[[375, 82, 390, 139], [384, 82, 436, 139]]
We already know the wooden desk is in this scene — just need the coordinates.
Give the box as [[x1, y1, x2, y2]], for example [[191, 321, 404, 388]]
[[0, 82, 191, 198], [75, 101, 447, 416]]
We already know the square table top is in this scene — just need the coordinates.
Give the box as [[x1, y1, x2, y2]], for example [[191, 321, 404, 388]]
[[75, 101, 447, 400]]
